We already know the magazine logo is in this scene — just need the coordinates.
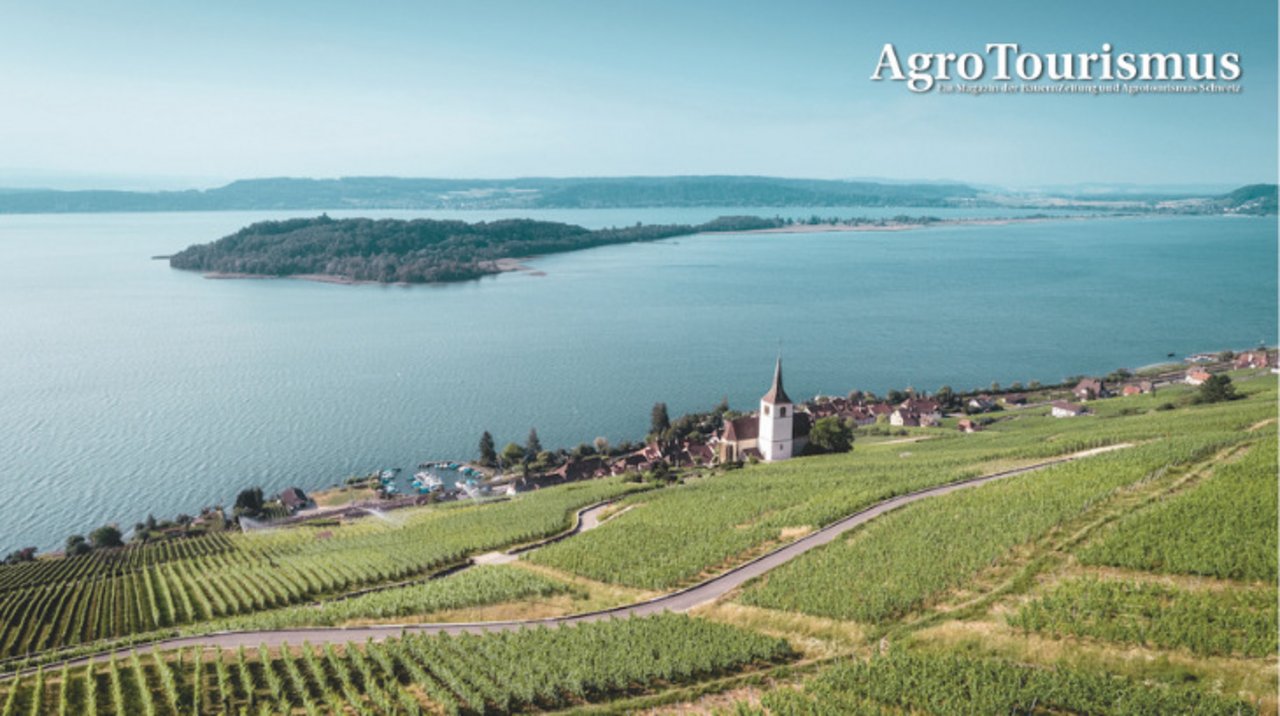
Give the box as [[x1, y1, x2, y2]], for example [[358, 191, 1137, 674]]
[[871, 43, 1243, 94]]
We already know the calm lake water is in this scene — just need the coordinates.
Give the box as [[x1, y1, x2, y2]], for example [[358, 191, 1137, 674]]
[[0, 208, 1275, 550]]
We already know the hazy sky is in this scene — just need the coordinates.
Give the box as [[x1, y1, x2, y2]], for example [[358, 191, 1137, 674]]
[[1, 0, 1274, 188]]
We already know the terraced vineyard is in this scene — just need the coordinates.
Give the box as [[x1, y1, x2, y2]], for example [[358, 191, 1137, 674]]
[[0, 375, 1273, 715], [1010, 577, 1278, 658], [528, 389, 1273, 591], [0, 478, 642, 662], [751, 651, 1260, 715], [0, 614, 791, 714], [1078, 433, 1278, 581], [737, 433, 1245, 622], [195, 565, 577, 632]]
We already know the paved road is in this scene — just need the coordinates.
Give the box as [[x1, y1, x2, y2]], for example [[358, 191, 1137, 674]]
[[475, 501, 618, 565], [8, 444, 1129, 675]]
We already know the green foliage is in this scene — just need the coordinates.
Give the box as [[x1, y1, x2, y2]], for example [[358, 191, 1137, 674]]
[[1078, 434, 1277, 581], [524, 428, 542, 460], [199, 565, 577, 631], [500, 442, 525, 469], [169, 216, 701, 284], [0, 614, 792, 714], [87, 526, 122, 550], [0, 478, 642, 662], [651, 402, 671, 437], [477, 431, 496, 467], [1010, 577, 1278, 658], [739, 436, 1240, 622], [763, 651, 1258, 715], [63, 536, 90, 557], [529, 384, 1273, 591], [807, 416, 853, 453], [1193, 374, 1239, 404], [233, 487, 264, 516]]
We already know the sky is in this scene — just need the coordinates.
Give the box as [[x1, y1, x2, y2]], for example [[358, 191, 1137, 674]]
[[0, 0, 1274, 189]]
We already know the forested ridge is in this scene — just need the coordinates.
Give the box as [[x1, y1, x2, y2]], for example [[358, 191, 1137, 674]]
[[169, 214, 780, 283]]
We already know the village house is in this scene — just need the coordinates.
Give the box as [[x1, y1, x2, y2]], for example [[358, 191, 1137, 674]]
[[1234, 350, 1273, 369], [890, 407, 940, 428], [1072, 378, 1108, 401], [967, 394, 996, 412], [1121, 380, 1155, 396], [718, 359, 811, 462], [1184, 368, 1212, 386], [1050, 400, 1087, 418], [957, 418, 982, 433], [1001, 393, 1028, 406], [278, 487, 314, 514]]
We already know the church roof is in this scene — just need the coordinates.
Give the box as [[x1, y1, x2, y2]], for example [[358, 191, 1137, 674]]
[[722, 415, 759, 442], [761, 357, 792, 404]]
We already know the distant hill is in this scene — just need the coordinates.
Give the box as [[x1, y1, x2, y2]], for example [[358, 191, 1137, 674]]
[[1218, 184, 1278, 215], [0, 176, 1270, 214], [0, 176, 980, 213]]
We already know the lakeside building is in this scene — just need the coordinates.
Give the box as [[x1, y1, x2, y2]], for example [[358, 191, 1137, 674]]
[[1051, 400, 1087, 418], [1072, 378, 1109, 401], [1184, 369, 1212, 386], [1122, 380, 1155, 396], [1234, 350, 1275, 369], [718, 359, 810, 462]]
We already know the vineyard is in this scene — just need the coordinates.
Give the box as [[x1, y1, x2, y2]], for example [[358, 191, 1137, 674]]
[[526, 388, 1274, 591], [736, 432, 1249, 622], [1010, 577, 1278, 658], [195, 565, 577, 632], [1078, 431, 1278, 582], [0, 478, 643, 662], [753, 651, 1260, 715], [0, 614, 792, 715]]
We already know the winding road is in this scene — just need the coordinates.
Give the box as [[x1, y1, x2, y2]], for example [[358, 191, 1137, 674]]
[[6, 443, 1129, 677]]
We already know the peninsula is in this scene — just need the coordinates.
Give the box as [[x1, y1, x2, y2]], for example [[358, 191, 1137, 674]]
[[168, 215, 784, 284]]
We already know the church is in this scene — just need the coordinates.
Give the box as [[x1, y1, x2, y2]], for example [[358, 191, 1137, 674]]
[[717, 359, 810, 463]]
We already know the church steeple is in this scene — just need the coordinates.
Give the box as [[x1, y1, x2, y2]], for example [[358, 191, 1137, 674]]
[[761, 357, 791, 405]]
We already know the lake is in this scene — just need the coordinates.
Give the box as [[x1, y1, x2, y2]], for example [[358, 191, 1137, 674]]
[[0, 208, 1274, 550]]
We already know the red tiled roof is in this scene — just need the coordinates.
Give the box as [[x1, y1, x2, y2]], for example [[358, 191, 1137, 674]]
[[723, 415, 759, 442]]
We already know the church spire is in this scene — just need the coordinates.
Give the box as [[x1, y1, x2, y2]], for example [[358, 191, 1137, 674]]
[[761, 356, 791, 404]]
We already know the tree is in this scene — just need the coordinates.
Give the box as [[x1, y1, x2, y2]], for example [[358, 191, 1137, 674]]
[[887, 389, 906, 404], [1106, 368, 1133, 383], [65, 534, 91, 556], [534, 451, 555, 471], [1195, 374, 1239, 404], [525, 428, 542, 461], [645, 460, 675, 484], [501, 442, 525, 470], [651, 403, 671, 437], [808, 416, 854, 454], [478, 431, 497, 467], [713, 397, 730, 416], [593, 436, 610, 455], [89, 525, 123, 549], [3, 548, 35, 565], [935, 386, 955, 410], [235, 487, 264, 516]]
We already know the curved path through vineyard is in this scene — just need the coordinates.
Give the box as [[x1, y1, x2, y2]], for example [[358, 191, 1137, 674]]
[[11, 443, 1130, 676]]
